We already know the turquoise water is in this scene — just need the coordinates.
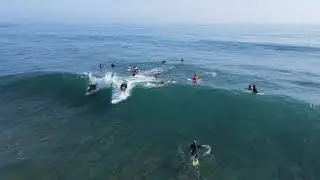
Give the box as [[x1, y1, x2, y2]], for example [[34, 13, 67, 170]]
[[0, 23, 320, 180]]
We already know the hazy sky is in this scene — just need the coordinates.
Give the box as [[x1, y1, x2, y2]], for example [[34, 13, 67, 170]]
[[1, 0, 319, 23]]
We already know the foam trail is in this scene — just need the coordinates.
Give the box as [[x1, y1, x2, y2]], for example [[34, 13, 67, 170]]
[[85, 70, 163, 104], [84, 72, 114, 95], [202, 145, 211, 157], [141, 67, 164, 76], [206, 72, 217, 76], [111, 74, 159, 104]]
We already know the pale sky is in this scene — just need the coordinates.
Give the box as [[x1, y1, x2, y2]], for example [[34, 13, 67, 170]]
[[1, 0, 319, 23]]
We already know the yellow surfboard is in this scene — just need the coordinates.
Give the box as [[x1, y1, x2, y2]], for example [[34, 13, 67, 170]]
[[192, 159, 199, 166]]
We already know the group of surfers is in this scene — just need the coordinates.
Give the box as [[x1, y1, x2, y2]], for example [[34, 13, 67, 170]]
[[88, 59, 258, 95]]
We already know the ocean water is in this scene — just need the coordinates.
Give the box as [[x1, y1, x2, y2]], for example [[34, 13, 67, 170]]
[[0, 23, 320, 180]]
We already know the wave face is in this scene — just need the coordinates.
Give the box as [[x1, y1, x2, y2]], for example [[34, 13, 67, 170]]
[[0, 72, 320, 180], [1, 24, 320, 179]]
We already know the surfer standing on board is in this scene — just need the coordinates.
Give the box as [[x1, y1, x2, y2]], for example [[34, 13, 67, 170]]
[[120, 82, 128, 92], [87, 83, 97, 92]]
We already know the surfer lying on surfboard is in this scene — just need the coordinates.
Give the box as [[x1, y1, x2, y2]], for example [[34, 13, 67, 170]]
[[190, 140, 202, 159]]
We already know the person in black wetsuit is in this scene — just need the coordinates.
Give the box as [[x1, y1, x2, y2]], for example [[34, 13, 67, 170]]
[[252, 85, 258, 94], [162, 60, 167, 64], [132, 66, 139, 76], [87, 83, 97, 92], [181, 58, 184, 63], [248, 85, 253, 91], [120, 82, 128, 92], [111, 63, 115, 68], [190, 140, 202, 159]]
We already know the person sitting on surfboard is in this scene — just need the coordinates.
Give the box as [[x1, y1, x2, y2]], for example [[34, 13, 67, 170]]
[[192, 74, 199, 83], [120, 82, 128, 92], [190, 140, 202, 159], [87, 83, 97, 92], [252, 85, 258, 94]]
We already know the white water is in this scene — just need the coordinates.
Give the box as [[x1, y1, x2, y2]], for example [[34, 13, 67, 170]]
[[84, 69, 162, 104]]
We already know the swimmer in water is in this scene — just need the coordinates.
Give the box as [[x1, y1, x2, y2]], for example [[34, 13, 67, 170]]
[[162, 60, 167, 64], [111, 63, 115, 68], [181, 58, 184, 62]]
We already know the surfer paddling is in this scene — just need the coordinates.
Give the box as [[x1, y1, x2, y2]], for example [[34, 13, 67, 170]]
[[190, 140, 203, 160]]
